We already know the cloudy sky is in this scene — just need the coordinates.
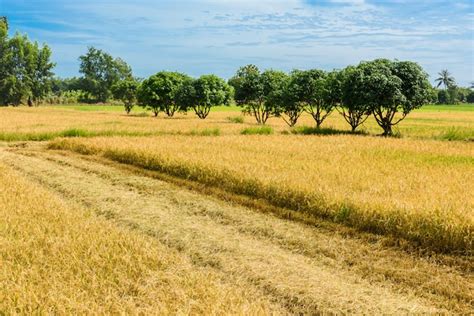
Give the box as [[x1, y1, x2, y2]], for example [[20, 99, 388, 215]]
[[2, 0, 473, 85]]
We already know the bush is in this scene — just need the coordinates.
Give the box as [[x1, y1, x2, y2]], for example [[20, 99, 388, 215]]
[[60, 128, 91, 138], [189, 128, 221, 136], [437, 128, 474, 142], [292, 126, 366, 136], [227, 116, 244, 123], [241, 126, 274, 135], [467, 91, 474, 104]]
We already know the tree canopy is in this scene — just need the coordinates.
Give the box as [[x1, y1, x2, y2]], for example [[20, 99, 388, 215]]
[[354, 59, 430, 135], [137, 71, 190, 117], [435, 69, 455, 90], [229, 65, 289, 124], [112, 79, 140, 114], [78, 47, 132, 103], [0, 17, 55, 106], [177, 74, 233, 119]]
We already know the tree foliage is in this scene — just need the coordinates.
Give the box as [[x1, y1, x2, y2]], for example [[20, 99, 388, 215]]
[[137, 71, 190, 117], [355, 59, 430, 136], [229, 65, 282, 124], [288, 69, 336, 128], [112, 79, 139, 114], [0, 17, 55, 106], [177, 74, 232, 119], [271, 72, 301, 127], [78, 47, 132, 103], [337, 66, 373, 132], [435, 69, 455, 90]]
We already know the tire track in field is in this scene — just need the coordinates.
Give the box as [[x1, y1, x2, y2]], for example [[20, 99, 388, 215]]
[[1, 147, 472, 314]]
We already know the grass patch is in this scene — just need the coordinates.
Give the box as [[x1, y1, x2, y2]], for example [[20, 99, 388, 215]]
[[416, 104, 474, 112], [436, 128, 474, 142], [0, 131, 56, 142], [0, 129, 157, 142], [227, 116, 244, 124], [291, 126, 366, 136], [188, 128, 221, 136], [60, 128, 91, 138], [129, 112, 149, 117], [241, 126, 274, 135]]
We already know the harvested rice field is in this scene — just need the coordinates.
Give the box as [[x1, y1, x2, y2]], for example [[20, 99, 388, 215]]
[[1, 105, 473, 314]]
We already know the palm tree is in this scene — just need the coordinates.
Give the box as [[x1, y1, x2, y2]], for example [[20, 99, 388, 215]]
[[435, 70, 456, 90]]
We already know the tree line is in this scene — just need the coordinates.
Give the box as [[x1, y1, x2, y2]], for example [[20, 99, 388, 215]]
[[1, 17, 473, 136], [0, 17, 55, 106]]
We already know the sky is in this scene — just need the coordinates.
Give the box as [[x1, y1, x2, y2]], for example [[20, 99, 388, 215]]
[[1, 0, 473, 85]]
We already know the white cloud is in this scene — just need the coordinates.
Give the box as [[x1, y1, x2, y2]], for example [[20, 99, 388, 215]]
[[9, 0, 473, 85], [330, 0, 366, 5]]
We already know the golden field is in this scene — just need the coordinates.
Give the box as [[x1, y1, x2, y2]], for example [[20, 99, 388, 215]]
[[0, 104, 472, 141], [1, 147, 472, 314], [1, 104, 473, 313], [49, 134, 474, 253], [0, 161, 271, 314]]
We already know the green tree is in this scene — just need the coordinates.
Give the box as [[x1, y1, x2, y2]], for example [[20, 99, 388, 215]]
[[435, 69, 455, 90], [1, 16, 8, 30], [0, 17, 55, 106], [112, 79, 139, 114], [437, 89, 449, 104], [137, 71, 190, 117], [177, 75, 232, 119], [427, 87, 438, 104], [362, 59, 430, 136], [30, 43, 55, 105], [79, 47, 132, 103], [273, 71, 302, 127], [447, 85, 460, 104], [467, 90, 474, 103], [456, 87, 471, 103], [229, 65, 281, 124], [285, 69, 336, 128], [0, 17, 11, 106], [0, 33, 32, 106], [338, 66, 372, 132]]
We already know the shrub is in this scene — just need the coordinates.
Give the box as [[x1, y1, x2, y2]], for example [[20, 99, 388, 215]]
[[241, 126, 274, 135], [292, 126, 366, 136], [227, 116, 244, 123], [437, 128, 474, 142], [189, 128, 221, 136]]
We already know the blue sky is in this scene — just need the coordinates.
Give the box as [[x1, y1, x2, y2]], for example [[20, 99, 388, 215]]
[[1, 0, 473, 85]]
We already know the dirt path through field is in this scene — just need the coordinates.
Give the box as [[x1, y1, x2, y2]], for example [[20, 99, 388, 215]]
[[1, 145, 472, 314]]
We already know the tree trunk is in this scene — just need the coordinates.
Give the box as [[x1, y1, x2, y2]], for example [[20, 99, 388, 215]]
[[382, 122, 392, 136]]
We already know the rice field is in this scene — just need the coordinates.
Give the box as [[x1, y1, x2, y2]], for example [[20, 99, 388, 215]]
[[49, 134, 474, 253], [0, 104, 473, 141], [1, 104, 473, 313], [0, 161, 271, 314]]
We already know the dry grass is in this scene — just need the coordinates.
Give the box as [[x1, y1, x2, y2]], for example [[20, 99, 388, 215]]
[[3, 148, 472, 314], [0, 105, 472, 141], [0, 161, 271, 314], [49, 135, 474, 253]]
